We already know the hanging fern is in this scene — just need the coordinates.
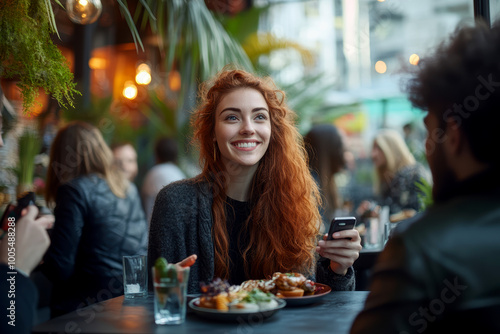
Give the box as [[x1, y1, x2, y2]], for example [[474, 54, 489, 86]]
[[0, 0, 79, 114]]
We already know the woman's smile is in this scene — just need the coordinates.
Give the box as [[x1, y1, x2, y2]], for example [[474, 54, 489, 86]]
[[231, 140, 260, 150]]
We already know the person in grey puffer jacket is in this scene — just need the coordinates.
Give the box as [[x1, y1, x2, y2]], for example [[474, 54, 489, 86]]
[[42, 122, 148, 317], [148, 69, 361, 294]]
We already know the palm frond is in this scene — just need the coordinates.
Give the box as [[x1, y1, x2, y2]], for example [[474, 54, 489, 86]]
[[140, 0, 253, 118], [43, 0, 60, 38]]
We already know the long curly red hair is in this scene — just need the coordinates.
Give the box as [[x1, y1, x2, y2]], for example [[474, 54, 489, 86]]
[[191, 69, 321, 280]]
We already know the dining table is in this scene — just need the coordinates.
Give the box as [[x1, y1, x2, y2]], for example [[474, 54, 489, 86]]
[[33, 291, 369, 334]]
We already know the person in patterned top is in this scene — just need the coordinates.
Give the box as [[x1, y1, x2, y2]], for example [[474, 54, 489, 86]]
[[369, 128, 430, 214]]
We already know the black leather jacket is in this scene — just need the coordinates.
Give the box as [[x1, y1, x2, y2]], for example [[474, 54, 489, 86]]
[[41, 174, 148, 317], [351, 168, 500, 333]]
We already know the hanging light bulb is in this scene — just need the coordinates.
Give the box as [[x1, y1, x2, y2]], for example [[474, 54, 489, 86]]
[[66, 0, 102, 25], [135, 63, 152, 86], [123, 81, 138, 100]]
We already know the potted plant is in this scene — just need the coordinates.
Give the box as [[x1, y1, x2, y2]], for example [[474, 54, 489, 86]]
[[16, 127, 41, 196]]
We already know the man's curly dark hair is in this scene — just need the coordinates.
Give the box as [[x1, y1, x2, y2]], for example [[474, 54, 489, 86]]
[[405, 19, 500, 165]]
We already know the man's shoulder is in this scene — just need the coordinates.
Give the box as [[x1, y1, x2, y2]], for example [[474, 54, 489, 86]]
[[393, 192, 500, 241]]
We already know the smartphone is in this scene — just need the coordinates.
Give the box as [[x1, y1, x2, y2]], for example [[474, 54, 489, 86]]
[[327, 216, 356, 240], [0, 191, 36, 239]]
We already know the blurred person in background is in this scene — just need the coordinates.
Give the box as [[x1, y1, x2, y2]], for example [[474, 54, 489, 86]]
[[351, 20, 500, 333], [141, 136, 186, 224], [357, 128, 430, 220], [111, 142, 138, 182], [41, 121, 147, 317], [304, 124, 347, 232]]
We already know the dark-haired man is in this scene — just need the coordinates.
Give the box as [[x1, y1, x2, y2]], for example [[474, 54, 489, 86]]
[[351, 20, 500, 333]]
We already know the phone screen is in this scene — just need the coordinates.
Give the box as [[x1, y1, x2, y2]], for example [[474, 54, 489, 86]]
[[327, 216, 356, 240]]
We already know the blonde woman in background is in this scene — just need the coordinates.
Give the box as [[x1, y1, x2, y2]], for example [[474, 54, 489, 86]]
[[359, 129, 430, 217]]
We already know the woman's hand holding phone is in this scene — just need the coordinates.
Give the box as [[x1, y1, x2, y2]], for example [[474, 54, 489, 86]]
[[316, 217, 363, 276]]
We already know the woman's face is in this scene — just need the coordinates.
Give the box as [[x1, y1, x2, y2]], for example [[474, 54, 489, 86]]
[[371, 142, 386, 168], [214, 88, 271, 171]]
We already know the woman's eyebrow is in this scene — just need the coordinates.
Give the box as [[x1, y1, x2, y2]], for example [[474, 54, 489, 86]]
[[220, 107, 240, 115], [220, 107, 269, 115]]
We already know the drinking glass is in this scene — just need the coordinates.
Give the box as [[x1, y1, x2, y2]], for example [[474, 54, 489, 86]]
[[152, 266, 190, 325], [122, 255, 148, 298]]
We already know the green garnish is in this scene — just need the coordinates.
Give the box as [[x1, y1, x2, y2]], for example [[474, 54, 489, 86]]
[[243, 289, 274, 303], [154, 257, 169, 277]]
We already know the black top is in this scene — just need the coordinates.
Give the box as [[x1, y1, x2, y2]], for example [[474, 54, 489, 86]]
[[225, 196, 251, 285]]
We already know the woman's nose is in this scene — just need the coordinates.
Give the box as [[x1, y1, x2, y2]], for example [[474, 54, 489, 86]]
[[240, 119, 255, 135]]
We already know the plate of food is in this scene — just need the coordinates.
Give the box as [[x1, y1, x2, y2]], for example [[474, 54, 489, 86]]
[[189, 279, 286, 322], [241, 272, 332, 307]]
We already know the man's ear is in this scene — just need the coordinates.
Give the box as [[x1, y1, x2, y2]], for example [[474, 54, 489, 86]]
[[444, 118, 464, 156]]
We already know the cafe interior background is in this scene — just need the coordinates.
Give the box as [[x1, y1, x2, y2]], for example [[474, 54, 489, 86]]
[[1, 0, 499, 212]]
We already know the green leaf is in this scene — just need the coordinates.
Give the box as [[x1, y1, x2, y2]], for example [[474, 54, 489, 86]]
[[415, 177, 433, 211], [116, 0, 144, 52]]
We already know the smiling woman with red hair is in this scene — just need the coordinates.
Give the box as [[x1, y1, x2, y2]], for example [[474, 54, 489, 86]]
[[148, 68, 361, 293]]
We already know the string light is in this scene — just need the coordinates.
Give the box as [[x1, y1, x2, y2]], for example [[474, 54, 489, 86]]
[[135, 63, 152, 86], [66, 0, 102, 25], [123, 81, 138, 100], [409, 54, 420, 66], [375, 61, 387, 74]]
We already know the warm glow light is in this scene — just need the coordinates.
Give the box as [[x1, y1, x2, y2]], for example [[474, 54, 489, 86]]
[[89, 57, 106, 69], [135, 72, 151, 85], [168, 71, 181, 92], [135, 63, 151, 85], [377, 0, 385, 2], [409, 54, 420, 66], [122, 81, 138, 100], [137, 63, 150, 73], [375, 61, 387, 74], [66, 0, 102, 24]]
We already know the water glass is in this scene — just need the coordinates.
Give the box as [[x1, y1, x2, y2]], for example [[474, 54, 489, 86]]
[[152, 266, 190, 325], [122, 255, 148, 298]]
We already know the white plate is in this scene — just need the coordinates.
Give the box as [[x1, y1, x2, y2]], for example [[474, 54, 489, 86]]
[[189, 297, 286, 322]]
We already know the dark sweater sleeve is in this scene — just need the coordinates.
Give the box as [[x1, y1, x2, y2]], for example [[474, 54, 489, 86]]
[[42, 183, 87, 282], [316, 257, 356, 291], [1, 264, 38, 334], [147, 183, 189, 286]]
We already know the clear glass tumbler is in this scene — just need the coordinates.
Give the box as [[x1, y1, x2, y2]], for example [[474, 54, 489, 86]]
[[122, 255, 148, 298], [152, 266, 190, 325]]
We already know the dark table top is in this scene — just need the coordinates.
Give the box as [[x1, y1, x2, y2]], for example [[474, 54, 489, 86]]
[[33, 291, 368, 334]]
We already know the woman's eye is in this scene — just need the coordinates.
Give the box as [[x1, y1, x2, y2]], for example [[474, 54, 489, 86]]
[[225, 115, 238, 121], [255, 114, 267, 120]]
